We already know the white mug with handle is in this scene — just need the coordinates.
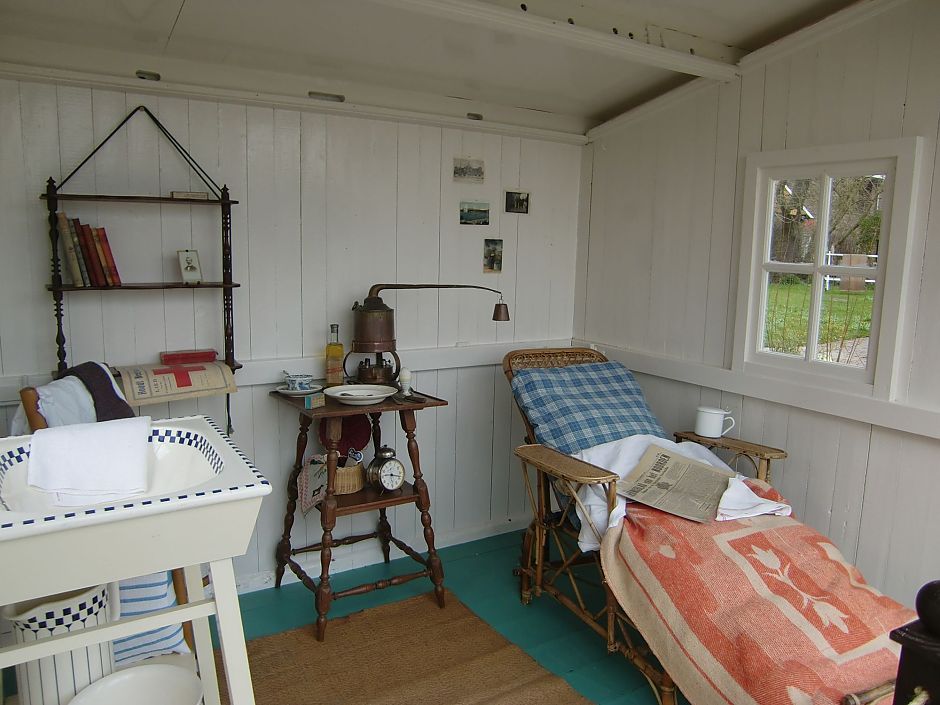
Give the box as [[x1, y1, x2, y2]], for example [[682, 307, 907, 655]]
[[695, 406, 735, 438]]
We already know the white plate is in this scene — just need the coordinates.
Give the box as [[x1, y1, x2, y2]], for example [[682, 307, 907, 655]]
[[324, 384, 398, 406], [276, 384, 323, 397]]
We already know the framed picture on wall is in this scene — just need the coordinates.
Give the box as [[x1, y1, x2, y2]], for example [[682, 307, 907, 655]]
[[505, 190, 529, 214]]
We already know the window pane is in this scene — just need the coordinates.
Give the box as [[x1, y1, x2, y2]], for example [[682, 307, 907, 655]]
[[816, 283, 874, 369], [762, 272, 812, 357], [825, 174, 885, 269], [770, 179, 819, 263]]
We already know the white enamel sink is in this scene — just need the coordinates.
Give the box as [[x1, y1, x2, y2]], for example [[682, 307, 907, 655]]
[[0, 415, 271, 607]]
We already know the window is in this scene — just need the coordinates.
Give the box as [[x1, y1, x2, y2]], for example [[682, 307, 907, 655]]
[[735, 138, 925, 399]]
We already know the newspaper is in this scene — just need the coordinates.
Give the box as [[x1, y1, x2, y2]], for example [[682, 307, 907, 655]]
[[115, 360, 236, 406], [617, 445, 734, 523]]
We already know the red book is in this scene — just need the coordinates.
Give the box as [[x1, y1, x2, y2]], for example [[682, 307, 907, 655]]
[[72, 219, 102, 287], [80, 223, 107, 286], [95, 227, 121, 285], [159, 348, 218, 365]]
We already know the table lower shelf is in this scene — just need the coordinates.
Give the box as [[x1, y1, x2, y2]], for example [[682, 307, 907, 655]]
[[326, 481, 419, 517]]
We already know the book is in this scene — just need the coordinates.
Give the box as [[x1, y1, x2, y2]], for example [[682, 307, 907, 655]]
[[170, 190, 209, 200], [67, 218, 90, 286], [56, 212, 84, 286], [95, 226, 121, 286], [91, 227, 113, 286], [159, 348, 218, 365], [79, 222, 107, 286]]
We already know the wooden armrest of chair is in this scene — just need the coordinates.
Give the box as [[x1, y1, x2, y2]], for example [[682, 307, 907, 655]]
[[514, 444, 617, 485], [19, 387, 49, 431]]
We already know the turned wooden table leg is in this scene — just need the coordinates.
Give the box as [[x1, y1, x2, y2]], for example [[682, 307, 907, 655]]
[[315, 416, 342, 641], [377, 508, 392, 563], [275, 414, 312, 588], [400, 409, 445, 607]]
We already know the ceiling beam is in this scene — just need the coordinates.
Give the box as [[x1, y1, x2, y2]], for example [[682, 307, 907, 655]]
[[367, 0, 739, 82]]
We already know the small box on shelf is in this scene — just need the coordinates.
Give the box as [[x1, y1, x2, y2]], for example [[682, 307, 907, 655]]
[[170, 190, 209, 200]]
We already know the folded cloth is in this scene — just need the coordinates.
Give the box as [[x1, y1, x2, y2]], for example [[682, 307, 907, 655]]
[[27, 416, 152, 506], [60, 361, 134, 421], [572, 434, 732, 552], [716, 475, 792, 521], [9, 375, 97, 436]]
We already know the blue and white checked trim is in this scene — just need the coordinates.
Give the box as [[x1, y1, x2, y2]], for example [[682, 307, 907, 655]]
[[0, 416, 269, 533], [9, 584, 110, 635], [511, 361, 666, 454]]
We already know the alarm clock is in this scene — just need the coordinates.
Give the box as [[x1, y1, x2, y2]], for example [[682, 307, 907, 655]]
[[366, 446, 406, 491]]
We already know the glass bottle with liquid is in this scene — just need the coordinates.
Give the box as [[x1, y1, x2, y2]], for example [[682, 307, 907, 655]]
[[325, 323, 344, 387]]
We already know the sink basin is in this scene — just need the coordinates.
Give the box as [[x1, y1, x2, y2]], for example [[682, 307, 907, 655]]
[[0, 415, 270, 544]]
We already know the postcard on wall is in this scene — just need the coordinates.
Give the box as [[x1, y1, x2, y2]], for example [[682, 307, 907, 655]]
[[459, 201, 490, 225], [505, 190, 529, 214], [453, 157, 484, 183], [178, 249, 203, 284], [484, 239, 503, 273]]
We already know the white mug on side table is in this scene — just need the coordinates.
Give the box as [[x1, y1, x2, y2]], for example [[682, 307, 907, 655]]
[[695, 406, 735, 438]]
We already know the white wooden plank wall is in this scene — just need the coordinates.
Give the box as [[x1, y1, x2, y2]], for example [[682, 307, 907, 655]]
[[0, 80, 582, 590], [581, 0, 940, 606]]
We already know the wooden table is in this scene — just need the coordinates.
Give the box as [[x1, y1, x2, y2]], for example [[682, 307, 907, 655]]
[[271, 389, 448, 640], [673, 430, 787, 483]]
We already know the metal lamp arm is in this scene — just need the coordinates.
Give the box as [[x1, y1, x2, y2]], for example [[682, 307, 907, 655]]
[[367, 283, 503, 298]]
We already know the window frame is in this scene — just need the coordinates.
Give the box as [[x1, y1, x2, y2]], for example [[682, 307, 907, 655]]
[[734, 138, 925, 401]]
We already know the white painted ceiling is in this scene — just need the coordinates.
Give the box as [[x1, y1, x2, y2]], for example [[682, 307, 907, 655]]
[[0, 0, 859, 135]]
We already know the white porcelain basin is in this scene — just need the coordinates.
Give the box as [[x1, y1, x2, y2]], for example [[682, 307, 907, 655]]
[[0, 415, 270, 543]]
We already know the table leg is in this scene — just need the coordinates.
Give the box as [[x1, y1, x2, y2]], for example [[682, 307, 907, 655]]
[[399, 409, 445, 608], [316, 416, 341, 641], [369, 411, 382, 453], [377, 508, 392, 563], [275, 414, 312, 588], [184, 564, 221, 705], [209, 558, 256, 705]]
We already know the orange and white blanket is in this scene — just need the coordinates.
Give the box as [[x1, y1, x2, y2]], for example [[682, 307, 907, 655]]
[[600, 483, 914, 705]]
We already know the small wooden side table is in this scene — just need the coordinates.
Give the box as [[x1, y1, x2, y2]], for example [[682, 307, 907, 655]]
[[271, 389, 448, 640], [673, 431, 787, 484]]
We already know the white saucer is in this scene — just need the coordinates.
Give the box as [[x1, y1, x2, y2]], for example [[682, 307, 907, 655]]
[[276, 384, 323, 397], [324, 384, 398, 406]]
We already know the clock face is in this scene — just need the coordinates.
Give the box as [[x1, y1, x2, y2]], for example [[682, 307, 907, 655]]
[[378, 459, 406, 491]]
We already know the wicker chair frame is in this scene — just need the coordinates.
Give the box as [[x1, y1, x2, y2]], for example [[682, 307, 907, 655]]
[[502, 348, 677, 705]]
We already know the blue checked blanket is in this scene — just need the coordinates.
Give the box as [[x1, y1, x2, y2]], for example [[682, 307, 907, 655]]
[[510, 361, 666, 454]]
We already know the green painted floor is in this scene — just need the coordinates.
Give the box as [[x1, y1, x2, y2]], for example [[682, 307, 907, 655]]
[[239, 531, 663, 705]]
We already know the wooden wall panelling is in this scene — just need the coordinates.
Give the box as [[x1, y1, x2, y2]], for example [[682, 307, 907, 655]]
[[855, 426, 903, 591], [3, 82, 53, 376], [229, 389, 260, 580], [506, 388, 530, 518], [453, 365, 497, 530], [760, 60, 790, 152], [56, 85, 105, 366], [157, 96, 198, 355], [869, 2, 914, 141], [395, 123, 443, 351], [91, 90, 137, 366], [572, 143, 594, 341], [518, 139, 580, 342], [778, 409, 815, 522], [249, 386, 291, 577], [245, 106, 278, 359], [299, 112, 328, 358], [122, 92, 170, 368], [826, 419, 871, 563], [433, 368, 458, 533], [681, 89, 719, 363], [903, 0, 940, 407], [802, 414, 844, 536], [703, 81, 741, 368], [489, 362, 514, 522], [438, 130, 503, 348], [219, 102, 251, 363], [272, 108, 303, 358], [835, 21, 876, 144], [494, 136, 519, 344], [188, 99, 224, 355], [325, 116, 399, 351]]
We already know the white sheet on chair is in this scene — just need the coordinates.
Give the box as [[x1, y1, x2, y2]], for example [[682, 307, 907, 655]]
[[571, 435, 731, 552], [27, 415, 152, 506]]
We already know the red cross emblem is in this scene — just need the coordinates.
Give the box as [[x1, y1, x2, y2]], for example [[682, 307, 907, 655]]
[[153, 364, 206, 387]]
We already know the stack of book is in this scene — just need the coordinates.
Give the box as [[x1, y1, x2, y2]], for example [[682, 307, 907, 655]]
[[56, 212, 122, 287]]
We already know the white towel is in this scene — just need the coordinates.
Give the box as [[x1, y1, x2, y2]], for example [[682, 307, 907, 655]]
[[716, 476, 791, 521], [27, 416, 152, 506], [572, 435, 733, 552]]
